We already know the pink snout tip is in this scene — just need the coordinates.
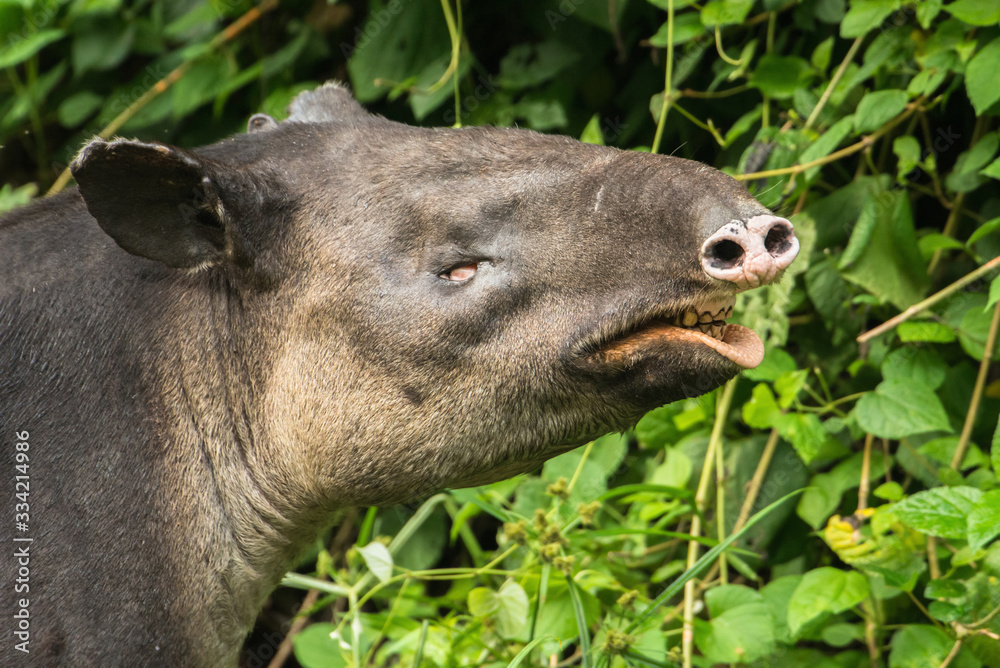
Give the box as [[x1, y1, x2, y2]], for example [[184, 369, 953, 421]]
[[700, 215, 799, 289]]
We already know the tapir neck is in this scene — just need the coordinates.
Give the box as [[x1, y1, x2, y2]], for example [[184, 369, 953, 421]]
[[157, 271, 330, 660]]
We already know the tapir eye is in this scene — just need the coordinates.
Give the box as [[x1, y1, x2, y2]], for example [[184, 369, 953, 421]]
[[440, 262, 479, 282]]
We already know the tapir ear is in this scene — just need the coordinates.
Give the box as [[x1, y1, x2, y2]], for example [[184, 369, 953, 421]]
[[71, 138, 226, 269], [287, 81, 369, 123]]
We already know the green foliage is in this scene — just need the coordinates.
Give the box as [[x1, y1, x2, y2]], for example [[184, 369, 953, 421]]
[[5, 0, 1000, 666]]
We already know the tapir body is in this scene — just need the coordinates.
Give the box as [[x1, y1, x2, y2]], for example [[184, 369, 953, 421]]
[[0, 84, 797, 665]]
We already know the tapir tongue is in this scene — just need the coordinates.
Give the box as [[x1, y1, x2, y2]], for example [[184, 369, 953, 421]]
[[600, 321, 764, 369]]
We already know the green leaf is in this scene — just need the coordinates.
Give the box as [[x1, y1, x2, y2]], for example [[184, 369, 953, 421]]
[[57, 90, 103, 128], [898, 321, 957, 343], [776, 412, 828, 464], [496, 580, 529, 637], [894, 486, 983, 539], [959, 303, 1000, 360], [468, 587, 499, 616], [969, 215, 1000, 245], [798, 452, 888, 528], [408, 52, 473, 121], [946, 0, 1000, 25], [760, 575, 801, 643], [787, 568, 869, 636], [798, 115, 854, 181], [822, 623, 864, 647], [881, 347, 947, 390], [648, 14, 706, 47], [840, 189, 929, 309], [694, 585, 776, 663], [742, 383, 781, 428], [293, 623, 348, 668], [749, 55, 814, 99], [918, 0, 945, 27], [649, 448, 693, 489], [993, 416, 1000, 479], [0, 29, 65, 69], [543, 433, 627, 504], [889, 624, 974, 668], [700, 0, 754, 27], [498, 40, 579, 89], [346, 0, 451, 102], [854, 89, 907, 134], [171, 55, 231, 118], [946, 131, 999, 192], [980, 156, 1000, 180], [988, 274, 1000, 310], [579, 114, 605, 145], [919, 233, 966, 257], [874, 481, 905, 501], [775, 369, 809, 408], [924, 578, 967, 599], [357, 542, 393, 583], [967, 489, 1000, 550], [841, 0, 901, 38], [965, 36, 1000, 115], [71, 17, 135, 75], [0, 180, 34, 211], [854, 380, 952, 439], [893, 135, 921, 176]]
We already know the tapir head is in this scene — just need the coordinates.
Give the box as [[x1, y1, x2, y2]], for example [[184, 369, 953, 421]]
[[71, 83, 797, 507]]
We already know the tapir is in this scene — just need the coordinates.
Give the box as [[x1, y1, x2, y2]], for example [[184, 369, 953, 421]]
[[0, 82, 798, 666]]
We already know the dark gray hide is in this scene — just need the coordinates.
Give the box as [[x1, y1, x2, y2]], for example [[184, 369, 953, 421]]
[[0, 82, 797, 666]]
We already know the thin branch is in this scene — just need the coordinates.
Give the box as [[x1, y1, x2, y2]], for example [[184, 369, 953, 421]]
[[651, 0, 674, 154], [733, 428, 780, 532], [858, 433, 874, 512], [952, 300, 1000, 469], [714, 25, 743, 66], [938, 639, 964, 668], [805, 36, 863, 130], [857, 254, 1000, 343], [736, 100, 921, 182], [682, 379, 737, 668]]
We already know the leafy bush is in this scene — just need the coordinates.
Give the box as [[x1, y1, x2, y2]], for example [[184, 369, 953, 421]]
[[4, 1, 1000, 666]]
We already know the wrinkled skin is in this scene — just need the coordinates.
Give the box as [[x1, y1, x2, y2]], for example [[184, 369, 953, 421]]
[[0, 84, 794, 666]]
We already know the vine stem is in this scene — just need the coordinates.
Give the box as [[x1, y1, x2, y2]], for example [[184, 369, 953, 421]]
[[47, 0, 280, 196], [952, 300, 1000, 469], [732, 427, 780, 533], [938, 639, 964, 668], [857, 254, 1000, 343], [804, 36, 862, 130], [682, 379, 737, 668], [651, 0, 674, 154], [858, 433, 874, 512], [929, 115, 989, 274]]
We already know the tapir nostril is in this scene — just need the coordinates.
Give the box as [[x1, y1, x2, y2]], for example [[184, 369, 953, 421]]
[[707, 239, 745, 267], [764, 224, 793, 256], [701, 214, 799, 288]]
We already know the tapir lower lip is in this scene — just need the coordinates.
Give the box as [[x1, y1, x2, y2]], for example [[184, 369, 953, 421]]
[[604, 321, 765, 368], [579, 308, 765, 370]]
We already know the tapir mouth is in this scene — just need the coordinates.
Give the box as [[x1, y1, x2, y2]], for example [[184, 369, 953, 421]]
[[580, 297, 765, 369]]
